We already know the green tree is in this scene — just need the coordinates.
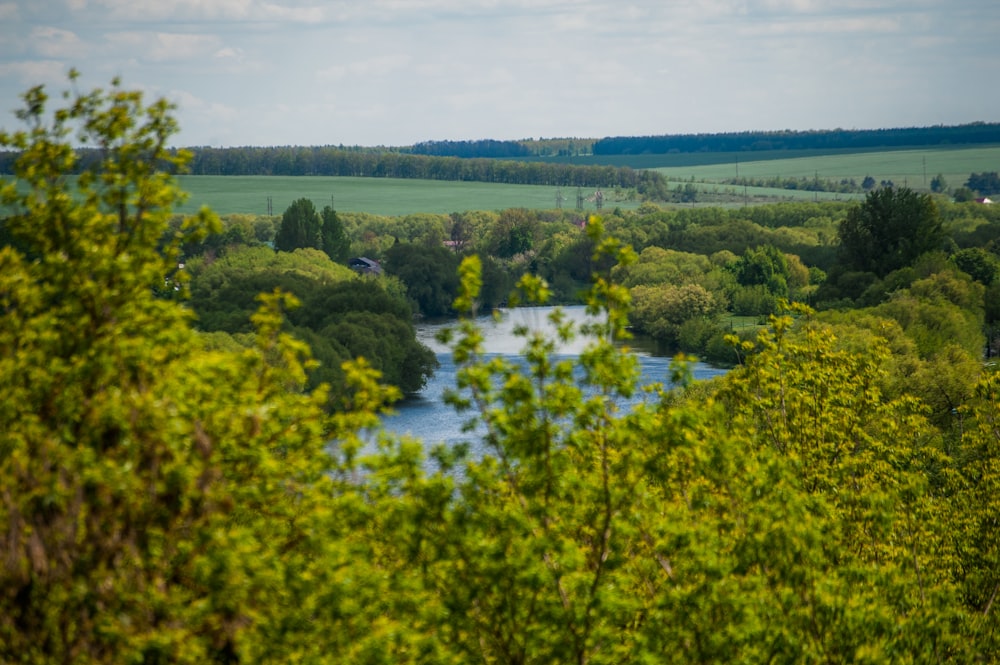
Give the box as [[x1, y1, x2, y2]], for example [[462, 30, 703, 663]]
[[967, 171, 1000, 196], [487, 207, 540, 258], [448, 211, 474, 252], [712, 311, 969, 659], [954, 185, 977, 203], [274, 197, 320, 252], [838, 186, 945, 277], [931, 172, 948, 193], [320, 204, 349, 262], [383, 242, 462, 317], [0, 75, 408, 663], [954, 372, 1000, 647], [629, 282, 722, 343], [953, 247, 1000, 285], [402, 239, 981, 662], [733, 244, 790, 297], [185, 245, 436, 398]]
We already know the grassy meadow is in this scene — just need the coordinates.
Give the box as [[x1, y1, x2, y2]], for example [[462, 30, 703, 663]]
[[175, 175, 639, 217], [649, 144, 1000, 188], [172, 145, 1000, 216]]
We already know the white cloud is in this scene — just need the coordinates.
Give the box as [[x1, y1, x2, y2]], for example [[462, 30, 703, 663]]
[[214, 46, 244, 60], [317, 54, 412, 81], [748, 0, 873, 13], [0, 60, 70, 86], [104, 31, 223, 62], [2, 0, 997, 146], [90, 0, 326, 23], [31, 26, 87, 59], [169, 88, 239, 118], [738, 15, 901, 37]]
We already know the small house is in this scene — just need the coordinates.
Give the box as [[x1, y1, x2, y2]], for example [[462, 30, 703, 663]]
[[348, 257, 382, 275]]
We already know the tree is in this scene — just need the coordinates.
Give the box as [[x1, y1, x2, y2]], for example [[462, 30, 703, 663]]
[[405, 246, 980, 662], [184, 245, 437, 398], [448, 212, 474, 252], [733, 244, 790, 297], [629, 282, 721, 342], [953, 247, 1000, 285], [966, 171, 1000, 196], [320, 204, 350, 262], [931, 172, 948, 193], [954, 186, 977, 202], [487, 207, 540, 258], [274, 197, 320, 252], [838, 186, 945, 277], [0, 74, 405, 663], [955, 372, 1000, 642], [383, 241, 461, 317]]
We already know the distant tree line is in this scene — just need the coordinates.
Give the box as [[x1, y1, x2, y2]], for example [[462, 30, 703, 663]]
[[408, 138, 596, 158], [179, 145, 666, 192], [409, 139, 533, 158], [593, 123, 1000, 155], [0, 144, 665, 195], [721, 175, 863, 194]]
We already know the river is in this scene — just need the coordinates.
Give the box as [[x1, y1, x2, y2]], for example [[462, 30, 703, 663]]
[[380, 306, 729, 451]]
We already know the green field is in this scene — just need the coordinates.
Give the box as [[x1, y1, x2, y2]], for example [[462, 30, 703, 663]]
[[530, 144, 1000, 174], [650, 145, 1000, 188], [176, 175, 638, 217], [171, 145, 1000, 216]]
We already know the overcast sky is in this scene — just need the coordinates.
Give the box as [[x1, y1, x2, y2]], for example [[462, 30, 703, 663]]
[[1, 0, 998, 148]]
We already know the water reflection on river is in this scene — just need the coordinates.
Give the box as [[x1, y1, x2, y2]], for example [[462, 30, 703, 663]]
[[379, 306, 728, 451]]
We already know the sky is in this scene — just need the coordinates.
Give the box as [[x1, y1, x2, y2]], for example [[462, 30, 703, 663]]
[[1, 0, 998, 148]]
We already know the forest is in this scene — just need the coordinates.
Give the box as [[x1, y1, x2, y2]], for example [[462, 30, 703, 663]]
[[185, 186, 1000, 381], [3, 76, 1000, 664], [0, 143, 657, 191], [592, 123, 1000, 155]]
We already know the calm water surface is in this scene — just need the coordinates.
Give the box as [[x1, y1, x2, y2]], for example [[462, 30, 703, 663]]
[[380, 306, 728, 451]]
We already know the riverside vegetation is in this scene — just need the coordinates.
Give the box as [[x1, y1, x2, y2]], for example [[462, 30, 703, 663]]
[[2, 75, 1000, 663]]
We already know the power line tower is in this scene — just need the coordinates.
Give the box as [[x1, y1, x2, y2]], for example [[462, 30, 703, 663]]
[[267, 196, 272, 216], [576, 187, 584, 211], [556, 188, 564, 209], [595, 189, 604, 211]]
